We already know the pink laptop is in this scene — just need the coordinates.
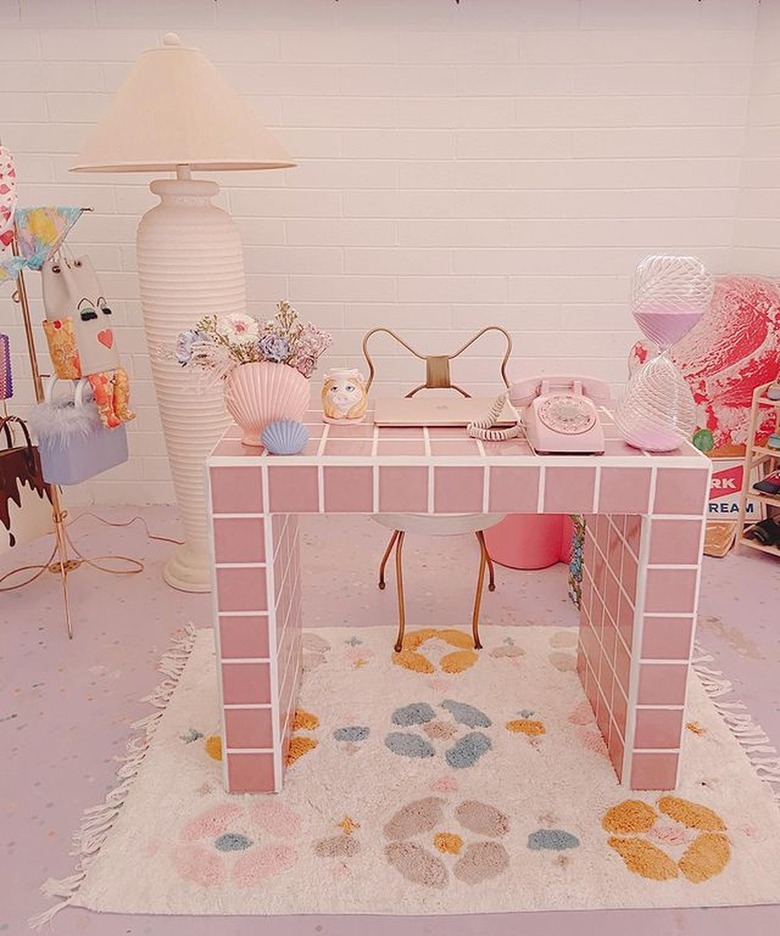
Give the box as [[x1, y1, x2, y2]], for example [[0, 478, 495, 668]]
[[372, 396, 516, 427]]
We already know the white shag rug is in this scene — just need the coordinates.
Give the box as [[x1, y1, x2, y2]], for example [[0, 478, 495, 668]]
[[34, 625, 780, 926]]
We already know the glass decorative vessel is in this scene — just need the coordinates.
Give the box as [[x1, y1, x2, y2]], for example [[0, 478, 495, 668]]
[[615, 255, 714, 452]]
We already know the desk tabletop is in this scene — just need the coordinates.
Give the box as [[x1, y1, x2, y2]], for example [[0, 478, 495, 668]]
[[208, 409, 710, 518], [209, 408, 708, 469]]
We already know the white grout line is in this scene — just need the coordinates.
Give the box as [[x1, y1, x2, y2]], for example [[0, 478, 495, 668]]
[[222, 657, 271, 664], [224, 703, 272, 710], [592, 465, 601, 513], [316, 423, 330, 456], [536, 465, 546, 513], [482, 463, 490, 514]]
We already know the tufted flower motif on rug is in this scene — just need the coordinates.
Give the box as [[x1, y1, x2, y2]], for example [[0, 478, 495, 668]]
[[32, 625, 780, 927]]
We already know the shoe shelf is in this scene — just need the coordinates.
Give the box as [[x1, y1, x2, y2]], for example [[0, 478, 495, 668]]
[[736, 382, 780, 556]]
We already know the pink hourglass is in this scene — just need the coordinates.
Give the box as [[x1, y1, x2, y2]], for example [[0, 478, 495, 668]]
[[615, 255, 714, 452]]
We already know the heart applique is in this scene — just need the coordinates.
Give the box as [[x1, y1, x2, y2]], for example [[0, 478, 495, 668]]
[[97, 329, 113, 349]]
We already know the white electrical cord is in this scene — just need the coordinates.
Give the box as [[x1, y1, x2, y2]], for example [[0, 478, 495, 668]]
[[467, 392, 522, 441]]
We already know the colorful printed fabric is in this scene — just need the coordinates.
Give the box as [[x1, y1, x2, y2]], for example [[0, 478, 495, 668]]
[[1, 206, 84, 283], [0, 146, 16, 249], [42, 318, 82, 380]]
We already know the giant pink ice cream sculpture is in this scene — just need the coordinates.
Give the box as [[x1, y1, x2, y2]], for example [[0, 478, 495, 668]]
[[630, 275, 780, 455]]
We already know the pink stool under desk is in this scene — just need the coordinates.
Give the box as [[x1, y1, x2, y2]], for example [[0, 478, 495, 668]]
[[484, 514, 574, 570], [207, 412, 711, 794]]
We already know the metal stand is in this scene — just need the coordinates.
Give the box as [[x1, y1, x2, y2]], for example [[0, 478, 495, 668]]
[[0, 227, 142, 638]]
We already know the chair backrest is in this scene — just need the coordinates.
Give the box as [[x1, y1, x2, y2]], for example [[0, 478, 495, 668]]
[[361, 325, 513, 398]]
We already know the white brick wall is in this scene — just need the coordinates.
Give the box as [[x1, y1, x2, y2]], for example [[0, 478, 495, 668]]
[[735, 0, 780, 272], [0, 0, 774, 506]]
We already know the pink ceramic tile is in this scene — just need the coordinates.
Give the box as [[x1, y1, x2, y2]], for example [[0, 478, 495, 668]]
[[653, 467, 709, 515], [378, 466, 429, 512], [592, 544, 607, 596], [603, 568, 620, 629], [221, 662, 271, 705], [595, 686, 610, 740], [608, 728, 625, 782], [616, 589, 635, 653], [225, 708, 274, 749], [621, 545, 638, 603], [210, 466, 263, 514], [327, 422, 374, 438], [611, 683, 628, 740], [430, 439, 482, 456], [606, 523, 623, 573], [629, 751, 679, 791], [603, 439, 646, 456], [543, 466, 597, 514], [226, 752, 276, 793], [212, 439, 257, 458], [644, 568, 699, 614], [426, 427, 466, 438], [637, 663, 689, 705], [601, 607, 618, 661], [323, 439, 374, 456], [624, 514, 642, 555], [598, 467, 652, 514], [614, 640, 631, 698], [268, 465, 319, 513], [216, 567, 268, 613], [487, 467, 541, 512], [219, 615, 270, 659], [433, 466, 484, 513], [377, 440, 426, 456], [323, 466, 374, 512], [378, 427, 423, 439], [482, 438, 534, 456], [641, 616, 694, 660], [634, 708, 684, 749], [649, 518, 704, 565], [213, 517, 265, 565]]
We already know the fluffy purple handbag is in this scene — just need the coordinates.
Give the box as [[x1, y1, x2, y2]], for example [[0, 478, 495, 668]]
[[27, 377, 128, 486]]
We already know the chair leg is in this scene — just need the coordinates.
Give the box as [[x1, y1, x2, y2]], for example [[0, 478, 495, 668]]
[[475, 531, 497, 592], [378, 530, 400, 590], [393, 531, 406, 653], [485, 547, 496, 591], [472, 531, 490, 650]]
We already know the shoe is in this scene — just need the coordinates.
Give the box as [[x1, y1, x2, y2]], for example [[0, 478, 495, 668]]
[[767, 384, 780, 401], [754, 471, 780, 496], [746, 517, 780, 546]]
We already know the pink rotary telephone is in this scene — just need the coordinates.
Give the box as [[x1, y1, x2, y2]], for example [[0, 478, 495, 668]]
[[469, 375, 610, 454]]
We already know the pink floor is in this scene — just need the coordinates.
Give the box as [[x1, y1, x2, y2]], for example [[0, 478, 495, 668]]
[[2, 507, 779, 935]]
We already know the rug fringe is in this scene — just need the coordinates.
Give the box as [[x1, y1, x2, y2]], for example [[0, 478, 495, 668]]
[[692, 644, 780, 804], [29, 623, 199, 931]]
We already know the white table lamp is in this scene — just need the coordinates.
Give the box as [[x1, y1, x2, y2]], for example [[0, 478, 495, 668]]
[[71, 33, 294, 592]]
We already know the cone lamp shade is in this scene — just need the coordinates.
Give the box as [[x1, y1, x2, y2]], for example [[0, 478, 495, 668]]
[[72, 34, 295, 592]]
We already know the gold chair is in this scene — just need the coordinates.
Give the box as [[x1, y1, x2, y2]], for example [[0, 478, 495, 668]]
[[362, 326, 513, 652]]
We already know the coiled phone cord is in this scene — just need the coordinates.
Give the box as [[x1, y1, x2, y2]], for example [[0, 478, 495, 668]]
[[467, 393, 522, 441]]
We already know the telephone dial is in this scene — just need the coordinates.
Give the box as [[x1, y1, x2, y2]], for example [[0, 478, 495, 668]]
[[468, 375, 611, 454]]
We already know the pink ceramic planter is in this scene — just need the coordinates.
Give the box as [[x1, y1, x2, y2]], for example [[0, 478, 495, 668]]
[[224, 361, 311, 447]]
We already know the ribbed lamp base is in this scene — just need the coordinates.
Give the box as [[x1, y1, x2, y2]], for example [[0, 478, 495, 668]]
[[137, 178, 240, 593]]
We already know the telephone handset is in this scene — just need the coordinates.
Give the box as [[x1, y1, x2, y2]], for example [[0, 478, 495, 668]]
[[468, 375, 610, 454]]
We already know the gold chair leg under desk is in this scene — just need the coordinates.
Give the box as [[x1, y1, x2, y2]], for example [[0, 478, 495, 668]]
[[393, 531, 406, 652], [472, 530, 492, 650], [378, 530, 400, 590]]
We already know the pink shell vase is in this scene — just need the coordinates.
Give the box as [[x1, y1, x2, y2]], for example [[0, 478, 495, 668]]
[[224, 361, 311, 447]]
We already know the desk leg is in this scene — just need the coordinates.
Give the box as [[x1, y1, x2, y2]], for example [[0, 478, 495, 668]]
[[213, 509, 303, 794], [578, 512, 705, 790]]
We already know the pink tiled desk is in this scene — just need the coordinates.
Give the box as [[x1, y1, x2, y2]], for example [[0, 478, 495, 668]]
[[207, 410, 711, 794]]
